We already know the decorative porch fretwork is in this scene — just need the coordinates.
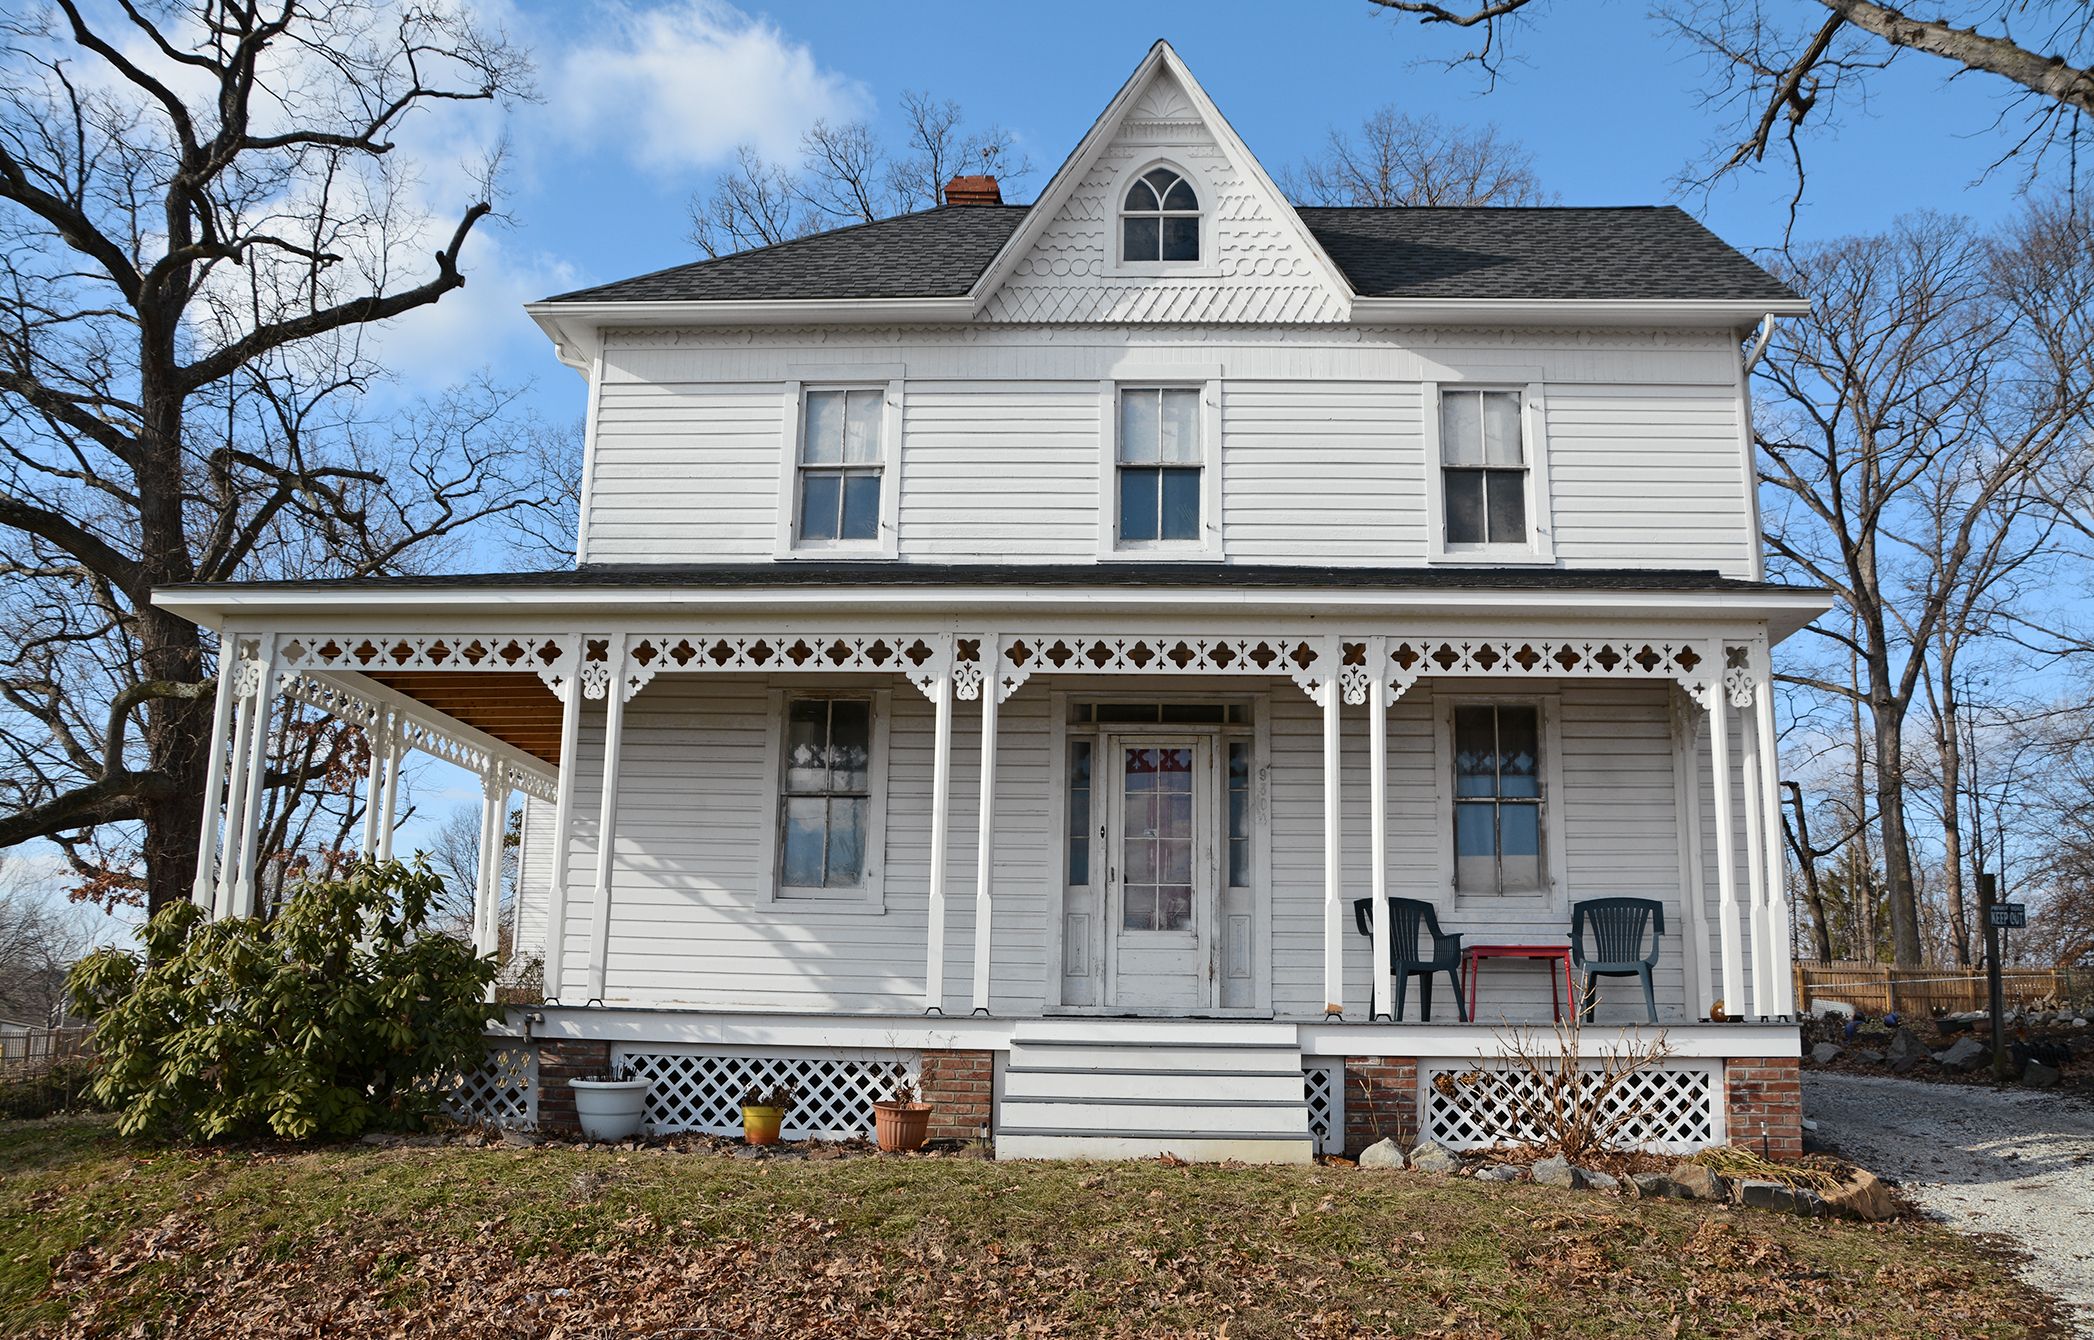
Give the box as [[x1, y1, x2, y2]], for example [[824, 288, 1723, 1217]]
[[1382, 637, 1712, 700], [618, 632, 963, 703], [993, 634, 1333, 703], [277, 633, 582, 700], [276, 671, 556, 802]]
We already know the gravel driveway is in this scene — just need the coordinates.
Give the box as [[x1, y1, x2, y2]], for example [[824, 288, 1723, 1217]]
[[1806, 1071, 2094, 1335]]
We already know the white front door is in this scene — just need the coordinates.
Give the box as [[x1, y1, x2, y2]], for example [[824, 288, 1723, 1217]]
[[1104, 736, 1218, 1010]]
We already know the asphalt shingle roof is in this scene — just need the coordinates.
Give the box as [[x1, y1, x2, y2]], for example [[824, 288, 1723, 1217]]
[[542, 204, 1795, 306]]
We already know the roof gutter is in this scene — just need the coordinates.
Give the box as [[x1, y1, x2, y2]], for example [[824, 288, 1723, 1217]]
[[527, 297, 975, 370], [1347, 296, 1811, 327]]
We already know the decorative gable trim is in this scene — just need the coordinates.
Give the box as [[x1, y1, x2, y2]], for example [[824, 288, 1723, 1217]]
[[969, 41, 1354, 324]]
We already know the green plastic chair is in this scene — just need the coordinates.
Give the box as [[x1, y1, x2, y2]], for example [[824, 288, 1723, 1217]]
[[1570, 897, 1665, 1024], [1353, 896, 1467, 1022]]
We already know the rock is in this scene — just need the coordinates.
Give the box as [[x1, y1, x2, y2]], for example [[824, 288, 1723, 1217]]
[[1736, 1179, 1798, 1212], [1631, 1172, 1676, 1199], [1810, 1042, 1844, 1065], [2024, 1059, 2061, 1089], [1939, 1035, 1989, 1072], [1580, 1169, 1619, 1192], [1532, 1155, 1584, 1189], [1793, 1188, 1829, 1217], [1885, 1026, 1928, 1072], [1357, 1137, 1404, 1170], [1474, 1164, 1523, 1183], [1822, 1169, 1898, 1222], [2074, 1017, 2087, 1029], [1408, 1141, 1462, 1174], [1669, 1162, 1727, 1201], [1851, 1048, 1886, 1064], [499, 1127, 540, 1148]]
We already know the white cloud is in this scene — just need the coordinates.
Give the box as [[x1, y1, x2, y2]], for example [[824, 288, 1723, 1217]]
[[548, 1, 868, 174]]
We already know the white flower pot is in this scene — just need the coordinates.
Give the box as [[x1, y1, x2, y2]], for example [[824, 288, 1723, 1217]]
[[568, 1077, 650, 1142]]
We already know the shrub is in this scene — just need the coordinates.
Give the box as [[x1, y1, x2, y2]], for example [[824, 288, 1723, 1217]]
[[66, 860, 498, 1141]]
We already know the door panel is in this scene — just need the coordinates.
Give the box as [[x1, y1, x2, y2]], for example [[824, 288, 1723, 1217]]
[[1106, 737, 1215, 1010]]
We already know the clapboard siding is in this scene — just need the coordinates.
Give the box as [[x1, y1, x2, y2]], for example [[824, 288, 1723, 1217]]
[[550, 673, 1707, 1022], [511, 794, 556, 962], [578, 330, 1754, 575]]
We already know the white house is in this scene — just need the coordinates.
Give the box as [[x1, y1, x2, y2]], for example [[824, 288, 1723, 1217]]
[[156, 42, 1828, 1162]]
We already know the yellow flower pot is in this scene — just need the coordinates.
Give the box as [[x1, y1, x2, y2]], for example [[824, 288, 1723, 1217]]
[[741, 1103, 785, 1145]]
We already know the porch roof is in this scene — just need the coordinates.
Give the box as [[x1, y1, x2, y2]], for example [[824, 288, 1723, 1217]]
[[156, 562, 1832, 640]]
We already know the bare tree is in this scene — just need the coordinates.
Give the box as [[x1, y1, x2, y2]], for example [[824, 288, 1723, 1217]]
[[1282, 107, 1550, 206], [688, 90, 1034, 259], [1755, 204, 2094, 965], [1366, 1, 2094, 207], [422, 800, 515, 943], [0, 856, 99, 1023], [0, 2, 549, 916]]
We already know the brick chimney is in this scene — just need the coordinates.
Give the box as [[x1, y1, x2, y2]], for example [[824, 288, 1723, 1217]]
[[942, 174, 1002, 206]]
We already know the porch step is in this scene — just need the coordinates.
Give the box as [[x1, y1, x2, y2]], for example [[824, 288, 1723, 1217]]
[[995, 1019, 1313, 1164]]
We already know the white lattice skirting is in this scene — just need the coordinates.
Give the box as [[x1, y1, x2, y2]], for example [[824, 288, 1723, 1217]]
[[1302, 1062, 1344, 1155], [614, 1045, 917, 1140], [1419, 1058, 1722, 1154], [443, 1043, 538, 1130]]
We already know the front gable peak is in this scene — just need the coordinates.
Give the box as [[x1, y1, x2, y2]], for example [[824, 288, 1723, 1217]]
[[975, 42, 1353, 325]]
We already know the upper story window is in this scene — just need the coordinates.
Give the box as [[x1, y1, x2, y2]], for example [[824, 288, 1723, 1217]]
[[1116, 387, 1201, 544], [1122, 167, 1199, 263], [1440, 389, 1527, 548], [796, 388, 883, 546]]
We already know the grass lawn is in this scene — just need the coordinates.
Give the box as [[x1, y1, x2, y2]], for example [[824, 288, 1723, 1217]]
[[0, 1117, 2060, 1339]]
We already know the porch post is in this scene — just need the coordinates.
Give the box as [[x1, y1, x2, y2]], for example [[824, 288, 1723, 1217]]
[[1739, 696, 1772, 1018], [970, 639, 999, 1015], [358, 709, 390, 858], [1321, 648, 1344, 1016], [541, 645, 586, 1000], [374, 727, 404, 863], [924, 652, 955, 1013], [1707, 687, 1745, 1017], [214, 656, 259, 918], [473, 765, 505, 960], [1752, 645, 1794, 1015], [585, 633, 629, 1003], [1368, 641, 1393, 1020], [191, 646, 241, 909], [229, 637, 277, 919]]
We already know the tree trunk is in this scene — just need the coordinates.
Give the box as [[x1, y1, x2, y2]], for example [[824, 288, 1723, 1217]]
[[1935, 672, 1972, 966], [1870, 681, 1924, 966], [135, 364, 206, 920]]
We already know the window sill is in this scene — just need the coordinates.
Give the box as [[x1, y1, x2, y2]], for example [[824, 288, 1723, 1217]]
[[1100, 545, 1224, 563], [1427, 549, 1558, 568], [774, 545, 897, 562], [768, 890, 887, 915]]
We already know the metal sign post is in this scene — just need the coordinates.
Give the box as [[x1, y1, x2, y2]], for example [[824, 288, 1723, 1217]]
[[1980, 874, 2027, 1080]]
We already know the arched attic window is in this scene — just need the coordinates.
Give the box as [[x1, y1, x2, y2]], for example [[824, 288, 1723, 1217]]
[[1122, 166, 1200, 263]]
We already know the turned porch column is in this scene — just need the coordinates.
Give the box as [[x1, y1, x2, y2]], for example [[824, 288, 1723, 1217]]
[[1751, 644, 1794, 1016], [1707, 683, 1745, 1017], [1368, 641, 1393, 1021], [1320, 642, 1344, 1017], [1739, 690, 1773, 1018], [970, 640, 999, 1016], [584, 634, 629, 1003], [374, 726, 404, 863], [191, 643, 241, 910], [924, 648, 956, 1013], [473, 764, 508, 963], [541, 637, 587, 1000], [229, 637, 277, 919]]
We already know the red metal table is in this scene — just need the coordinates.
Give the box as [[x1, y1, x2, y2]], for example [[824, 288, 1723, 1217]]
[[1463, 944, 1576, 1022]]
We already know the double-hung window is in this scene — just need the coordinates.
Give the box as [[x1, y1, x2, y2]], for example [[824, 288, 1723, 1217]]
[[1452, 703, 1545, 893], [1116, 386, 1202, 545], [795, 388, 883, 546], [1440, 389, 1528, 548], [780, 696, 872, 893]]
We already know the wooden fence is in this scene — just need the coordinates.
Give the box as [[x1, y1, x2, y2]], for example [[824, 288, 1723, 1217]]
[[1794, 962, 2090, 1017], [0, 1026, 92, 1081]]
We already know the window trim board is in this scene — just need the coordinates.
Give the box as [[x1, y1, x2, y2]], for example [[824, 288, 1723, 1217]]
[[1109, 156, 1223, 278], [773, 375, 904, 560], [1421, 377, 1558, 566], [1096, 374, 1225, 561], [760, 684, 893, 911]]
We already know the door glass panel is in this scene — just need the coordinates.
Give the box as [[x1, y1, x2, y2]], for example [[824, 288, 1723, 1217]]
[[1226, 741, 1250, 888], [1121, 746, 1195, 931], [1066, 740, 1092, 886]]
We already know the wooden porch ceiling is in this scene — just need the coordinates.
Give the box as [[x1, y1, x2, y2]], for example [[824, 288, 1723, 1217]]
[[363, 671, 563, 766]]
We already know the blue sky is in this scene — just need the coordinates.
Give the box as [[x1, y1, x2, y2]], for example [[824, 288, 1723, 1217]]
[[27, 0, 2053, 944]]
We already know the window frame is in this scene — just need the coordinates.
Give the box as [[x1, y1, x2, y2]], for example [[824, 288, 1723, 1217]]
[[1431, 690, 1569, 906], [759, 685, 893, 911], [1098, 368, 1224, 560], [775, 369, 904, 560], [1421, 379, 1556, 565], [1109, 159, 1219, 278]]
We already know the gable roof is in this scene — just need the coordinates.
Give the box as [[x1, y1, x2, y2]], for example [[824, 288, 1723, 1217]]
[[540, 203, 1798, 307]]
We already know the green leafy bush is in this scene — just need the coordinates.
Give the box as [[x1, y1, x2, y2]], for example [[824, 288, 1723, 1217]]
[[66, 860, 497, 1141]]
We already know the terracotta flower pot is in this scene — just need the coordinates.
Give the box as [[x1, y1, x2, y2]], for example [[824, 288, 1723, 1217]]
[[873, 1100, 933, 1152], [741, 1103, 786, 1145]]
